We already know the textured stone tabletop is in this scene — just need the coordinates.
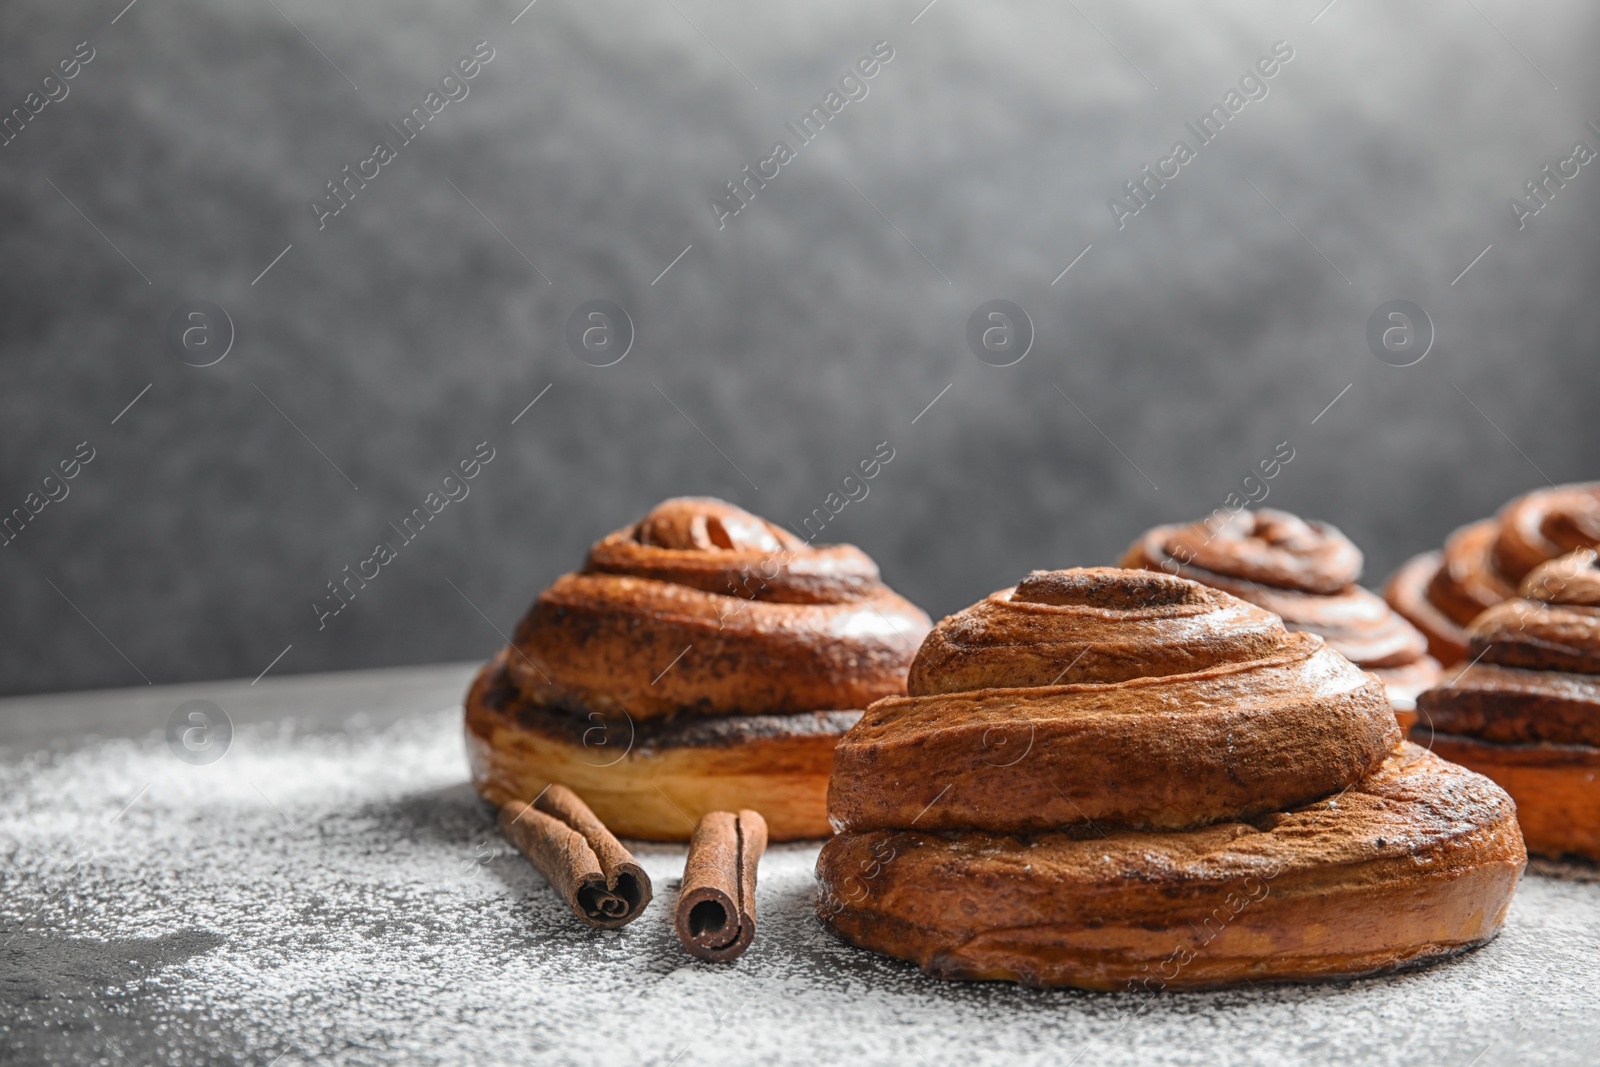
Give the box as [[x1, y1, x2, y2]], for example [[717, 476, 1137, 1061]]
[[2, 664, 1597, 1066]]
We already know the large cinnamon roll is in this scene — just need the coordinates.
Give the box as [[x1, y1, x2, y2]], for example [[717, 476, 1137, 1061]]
[[1120, 509, 1440, 725], [1416, 549, 1600, 860], [465, 497, 932, 841], [817, 568, 1526, 990], [1386, 482, 1600, 666]]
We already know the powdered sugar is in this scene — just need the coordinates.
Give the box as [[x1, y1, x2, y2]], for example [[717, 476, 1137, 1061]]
[[3, 705, 1596, 1066]]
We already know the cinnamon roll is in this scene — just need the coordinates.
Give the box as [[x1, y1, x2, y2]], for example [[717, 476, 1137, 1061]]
[[1121, 509, 1441, 725], [817, 568, 1526, 990], [1415, 549, 1600, 860], [1386, 482, 1600, 666], [465, 497, 932, 841]]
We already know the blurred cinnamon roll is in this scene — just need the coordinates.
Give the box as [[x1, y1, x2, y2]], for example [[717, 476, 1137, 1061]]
[[1416, 549, 1600, 860], [1386, 482, 1600, 665], [817, 568, 1525, 990], [465, 497, 931, 841], [1121, 509, 1440, 724]]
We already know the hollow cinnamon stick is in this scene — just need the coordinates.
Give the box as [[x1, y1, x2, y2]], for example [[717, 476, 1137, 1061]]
[[498, 784, 652, 929], [674, 809, 767, 962]]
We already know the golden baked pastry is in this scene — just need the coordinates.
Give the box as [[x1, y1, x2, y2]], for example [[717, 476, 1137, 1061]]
[[832, 570, 1396, 834], [817, 568, 1526, 990], [465, 497, 931, 841], [1415, 549, 1600, 860], [1120, 509, 1440, 725], [1386, 482, 1600, 665]]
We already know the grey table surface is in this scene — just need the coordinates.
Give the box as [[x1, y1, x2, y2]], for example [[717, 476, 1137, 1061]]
[[2, 663, 1598, 1067]]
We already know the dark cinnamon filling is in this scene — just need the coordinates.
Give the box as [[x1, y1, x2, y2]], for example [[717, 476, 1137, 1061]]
[[478, 663, 859, 751]]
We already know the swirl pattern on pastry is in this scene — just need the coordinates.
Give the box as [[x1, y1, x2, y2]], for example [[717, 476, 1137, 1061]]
[[1386, 483, 1600, 665], [1143, 509, 1362, 594], [831, 569, 1398, 834], [817, 745, 1524, 991], [467, 496, 933, 841], [1120, 510, 1440, 715], [1416, 549, 1600, 859], [505, 497, 931, 719], [818, 568, 1525, 989]]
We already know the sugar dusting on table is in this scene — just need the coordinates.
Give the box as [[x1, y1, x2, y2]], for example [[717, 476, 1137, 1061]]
[[2, 708, 1597, 1066]]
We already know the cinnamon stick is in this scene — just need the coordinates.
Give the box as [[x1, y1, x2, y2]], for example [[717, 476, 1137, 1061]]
[[498, 784, 652, 929], [674, 809, 767, 962]]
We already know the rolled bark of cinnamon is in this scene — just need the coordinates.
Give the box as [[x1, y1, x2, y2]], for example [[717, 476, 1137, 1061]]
[[498, 784, 652, 929], [674, 809, 768, 962]]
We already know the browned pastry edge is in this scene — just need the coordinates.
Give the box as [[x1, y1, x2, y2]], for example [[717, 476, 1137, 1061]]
[[1492, 483, 1600, 584], [1385, 550, 1471, 666], [1120, 516, 1436, 713], [1416, 550, 1600, 748], [1521, 548, 1600, 607], [507, 575, 929, 720], [1138, 510, 1364, 595], [585, 497, 881, 604], [465, 653, 852, 841], [816, 745, 1525, 990], [907, 570, 1289, 695], [504, 498, 932, 719], [475, 651, 859, 751], [1242, 585, 1429, 668], [1161, 578, 1427, 670], [1431, 519, 1519, 628], [1416, 728, 1600, 860], [1385, 485, 1600, 668], [1469, 595, 1600, 676], [1414, 550, 1600, 860], [1418, 662, 1600, 747], [830, 635, 1399, 834]]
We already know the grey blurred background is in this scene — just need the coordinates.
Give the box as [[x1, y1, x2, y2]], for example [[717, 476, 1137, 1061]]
[[2, 0, 1597, 697]]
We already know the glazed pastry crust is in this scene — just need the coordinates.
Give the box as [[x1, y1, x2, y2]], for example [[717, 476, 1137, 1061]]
[[1414, 549, 1600, 859], [817, 745, 1525, 990], [1421, 664, 1600, 747], [507, 572, 926, 720], [1469, 596, 1600, 677], [1495, 486, 1600, 583], [1121, 510, 1438, 719], [1415, 729, 1600, 861], [1429, 519, 1517, 631], [505, 498, 930, 719], [832, 634, 1397, 834], [1154, 511, 1362, 594], [907, 570, 1288, 694], [467, 498, 931, 841], [1385, 550, 1471, 665], [466, 652, 854, 841], [1386, 484, 1600, 666], [820, 568, 1525, 988]]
